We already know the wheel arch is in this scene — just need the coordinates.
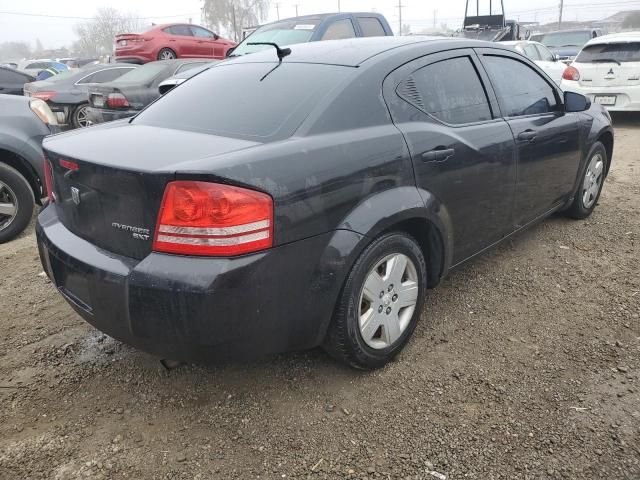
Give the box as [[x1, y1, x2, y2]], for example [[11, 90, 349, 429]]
[[0, 148, 43, 205], [597, 128, 614, 176]]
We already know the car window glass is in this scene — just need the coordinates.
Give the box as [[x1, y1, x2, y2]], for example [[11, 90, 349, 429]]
[[358, 17, 386, 37], [577, 42, 640, 63], [134, 62, 351, 141], [231, 19, 320, 56], [190, 26, 214, 38], [536, 44, 555, 62], [175, 62, 208, 74], [483, 55, 557, 117], [321, 19, 356, 40], [0, 69, 24, 83], [400, 56, 492, 125], [166, 25, 192, 36], [26, 62, 46, 69], [86, 68, 135, 83], [113, 63, 167, 84], [523, 44, 540, 60]]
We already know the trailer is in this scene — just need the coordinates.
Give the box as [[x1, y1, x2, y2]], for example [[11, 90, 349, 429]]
[[459, 0, 529, 42]]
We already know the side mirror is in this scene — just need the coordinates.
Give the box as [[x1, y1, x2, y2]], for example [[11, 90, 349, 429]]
[[225, 46, 236, 58], [564, 91, 591, 112], [554, 53, 561, 62], [213, 33, 220, 40]]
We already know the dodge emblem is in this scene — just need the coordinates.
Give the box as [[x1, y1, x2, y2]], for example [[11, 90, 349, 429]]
[[71, 186, 80, 205]]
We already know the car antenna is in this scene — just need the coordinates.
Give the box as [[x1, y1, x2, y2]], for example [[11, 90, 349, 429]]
[[247, 42, 292, 62]]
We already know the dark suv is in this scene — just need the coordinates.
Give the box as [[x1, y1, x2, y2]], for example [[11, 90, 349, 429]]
[[36, 37, 613, 369]]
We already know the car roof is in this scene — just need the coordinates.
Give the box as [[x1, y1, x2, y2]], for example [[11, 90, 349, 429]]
[[225, 36, 497, 67], [268, 12, 385, 23], [543, 29, 597, 34], [585, 31, 640, 45]]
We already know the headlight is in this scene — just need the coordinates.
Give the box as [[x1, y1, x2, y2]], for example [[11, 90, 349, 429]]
[[29, 98, 58, 126]]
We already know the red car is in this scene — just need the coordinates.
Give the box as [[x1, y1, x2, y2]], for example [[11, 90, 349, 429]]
[[115, 23, 236, 64]]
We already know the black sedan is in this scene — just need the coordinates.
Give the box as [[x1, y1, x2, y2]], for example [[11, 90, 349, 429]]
[[86, 59, 212, 125], [0, 65, 35, 95], [36, 37, 613, 369], [23, 64, 137, 128]]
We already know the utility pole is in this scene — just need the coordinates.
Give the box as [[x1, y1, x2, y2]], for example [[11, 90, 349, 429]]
[[338, 0, 341, 12], [295, 4, 299, 16], [397, 0, 403, 35], [232, 6, 238, 42], [275, 3, 280, 20], [433, 9, 437, 29], [558, 0, 564, 28]]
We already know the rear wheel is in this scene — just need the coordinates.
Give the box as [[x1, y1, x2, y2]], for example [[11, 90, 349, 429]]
[[71, 103, 90, 128], [0, 163, 34, 243], [323, 232, 427, 369], [566, 141, 607, 219], [157, 48, 177, 60]]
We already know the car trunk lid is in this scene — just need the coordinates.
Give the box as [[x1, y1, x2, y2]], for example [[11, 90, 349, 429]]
[[44, 124, 260, 260], [115, 33, 145, 48]]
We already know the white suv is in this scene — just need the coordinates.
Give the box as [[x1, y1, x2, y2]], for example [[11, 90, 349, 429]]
[[560, 32, 640, 111]]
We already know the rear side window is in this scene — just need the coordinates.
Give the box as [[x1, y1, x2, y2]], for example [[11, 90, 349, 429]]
[[321, 19, 357, 40], [358, 17, 386, 37], [482, 55, 557, 117], [83, 68, 134, 83], [134, 62, 351, 140], [400, 56, 492, 125], [577, 42, 640, 63]]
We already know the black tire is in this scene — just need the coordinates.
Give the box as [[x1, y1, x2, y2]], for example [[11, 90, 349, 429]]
[[566, 141, 607, 219], [157, 48, 177, 60], [71, 103, 90, 128], [0, 163, 35, 243], [323, 232, 428, 370]]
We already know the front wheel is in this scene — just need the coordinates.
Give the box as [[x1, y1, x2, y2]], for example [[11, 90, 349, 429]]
[[0, 163, 35, 243], [566, 142, 607, 219], [323, 232, 427, 369], [157, 48, 177, 60]]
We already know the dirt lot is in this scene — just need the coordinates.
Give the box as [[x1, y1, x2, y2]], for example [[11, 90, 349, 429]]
[[1, 115, 639, 480]]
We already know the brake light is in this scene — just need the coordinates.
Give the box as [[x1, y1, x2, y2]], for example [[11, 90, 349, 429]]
[[562, 66, 580, 81], [31, 91, 57, 101], [106, 93, 130, 108], [43, 157, 55, 203], [59, 159, 79, 171], [153, 181, 273, 256]]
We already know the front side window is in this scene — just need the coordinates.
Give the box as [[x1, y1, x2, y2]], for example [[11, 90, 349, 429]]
[[321, 19, 357, 41], [88, 68, 135, 83], [400, 56, 492, 125], [191, 26, 215, 38], [482, 55, 557, 117], [358, 17, 386, 37], [523, 44, 540, 61], [536, 44, 556, 62]]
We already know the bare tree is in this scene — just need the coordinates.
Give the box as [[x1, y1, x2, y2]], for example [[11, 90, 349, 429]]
[[73, 8, 142, 57], [203, 0, 271, 42], [0, 41, 31, 60]]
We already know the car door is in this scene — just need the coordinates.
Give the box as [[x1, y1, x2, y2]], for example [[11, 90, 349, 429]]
[[476, 48, 582, 228], [190, 26, 220, 57], [535, 43, 565, 85], [166, 25, 197, 57], [383, 50, 517, 264]]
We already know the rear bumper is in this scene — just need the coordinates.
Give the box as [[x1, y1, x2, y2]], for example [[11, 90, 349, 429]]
[[36, 205, 361, 362], [114, 55, 149, 64], [561, 80, 640, 111], [86, 106, 138, 125]]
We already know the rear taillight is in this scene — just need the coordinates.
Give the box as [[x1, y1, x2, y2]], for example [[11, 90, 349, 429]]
[[562, 66, 580, 81], [106, 93, 130, 108], [43, 158, 55, 203], [153, 181, 273, 256], [31, 91, 57, 101]]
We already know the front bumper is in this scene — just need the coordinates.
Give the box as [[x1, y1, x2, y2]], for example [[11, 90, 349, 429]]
[[36, 205, 360, 362], [561, 80, 640, 112], [86, 106, 138, 125]]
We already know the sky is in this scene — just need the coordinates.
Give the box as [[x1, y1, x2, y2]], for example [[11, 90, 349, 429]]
[[0, 0, 638, 48]]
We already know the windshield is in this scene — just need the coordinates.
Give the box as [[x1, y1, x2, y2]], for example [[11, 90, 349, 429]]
[[231, 19, 320, 56], [577, 42, 640, 63], [112, 62, 167, 84], [539, 31, 592, 49], [134, 62, 352, 141]]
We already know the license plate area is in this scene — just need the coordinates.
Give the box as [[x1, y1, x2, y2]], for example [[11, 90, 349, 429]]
[[594, 95, 616, 106], [49, 253, 93, 314]]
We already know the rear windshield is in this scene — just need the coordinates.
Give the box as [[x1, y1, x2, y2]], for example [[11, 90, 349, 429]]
[[231, 20, 320, 56], [112, 63, 167, 84], [538, 31, 592, 49], [577, 42, 640, 63], [134, 62, 351, 141]]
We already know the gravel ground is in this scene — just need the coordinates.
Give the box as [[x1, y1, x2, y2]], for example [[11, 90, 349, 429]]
[[1, 114, 639, 480]]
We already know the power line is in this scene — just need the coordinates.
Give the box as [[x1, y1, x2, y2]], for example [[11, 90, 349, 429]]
[[0, 10, 201, 21]]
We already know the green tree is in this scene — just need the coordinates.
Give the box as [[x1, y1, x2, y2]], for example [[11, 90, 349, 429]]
[[203, 0, 270, 42]]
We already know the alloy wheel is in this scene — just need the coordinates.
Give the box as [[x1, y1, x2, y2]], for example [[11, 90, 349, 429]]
[[582, 152, 604, 209], [75, 105, 90, 128], [358, 253, 419, 349], [160, 50, 176, 60], [0, 180, 18, 232]]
